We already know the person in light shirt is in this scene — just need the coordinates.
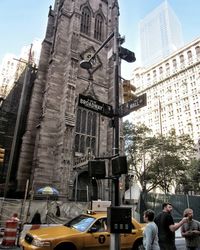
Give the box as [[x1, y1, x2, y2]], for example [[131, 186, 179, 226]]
[[143, 209, 160, 250]]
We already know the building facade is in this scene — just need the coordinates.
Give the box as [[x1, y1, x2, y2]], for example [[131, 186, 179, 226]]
[[0, 54, 18, 99], [131, 37, 200, 151], [16, 0, 124, 201], [139, 1, 183, 67], [0, 41, 41, 100]]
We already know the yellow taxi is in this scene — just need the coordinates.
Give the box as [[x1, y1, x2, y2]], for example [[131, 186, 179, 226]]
[[20, 211, 144, 250]]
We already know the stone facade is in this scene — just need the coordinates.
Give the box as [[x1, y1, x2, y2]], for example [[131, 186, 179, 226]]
[[16, 0, 124, 201]]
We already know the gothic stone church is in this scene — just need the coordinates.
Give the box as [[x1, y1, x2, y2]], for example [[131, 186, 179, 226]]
[[16, 0, 124, 201]]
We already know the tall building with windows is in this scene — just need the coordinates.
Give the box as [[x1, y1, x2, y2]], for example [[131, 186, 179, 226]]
[[139, 1, 183, 67], [131, 37, 200, 151], [0, 54, 18, 98], [0, 40, 42, 99]]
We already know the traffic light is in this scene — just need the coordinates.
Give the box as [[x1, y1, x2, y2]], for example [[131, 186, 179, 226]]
[[112, 156, 128, 176], [119, 46, 136, 63], [88, 160, 106, 179], [123, 80, 136, 103], [0, 147, 5, 164]]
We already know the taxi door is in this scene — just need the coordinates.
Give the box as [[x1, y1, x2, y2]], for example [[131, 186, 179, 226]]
[[120, 224, 141, 250], [82, 218, 110, 250]]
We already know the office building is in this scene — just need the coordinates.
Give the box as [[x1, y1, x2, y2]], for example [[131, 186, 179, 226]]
[[139, 1, 183, 67], [131, 37, 200, 151]]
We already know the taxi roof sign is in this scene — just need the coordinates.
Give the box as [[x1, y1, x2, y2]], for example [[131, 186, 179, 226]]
[[92, 200, 111, 212]]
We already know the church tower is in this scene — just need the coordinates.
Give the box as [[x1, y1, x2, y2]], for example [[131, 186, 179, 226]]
[[17, 0, 122, 201]]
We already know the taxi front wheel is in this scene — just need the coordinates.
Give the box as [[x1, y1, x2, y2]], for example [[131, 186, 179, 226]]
[[54, 242, 77, 250]]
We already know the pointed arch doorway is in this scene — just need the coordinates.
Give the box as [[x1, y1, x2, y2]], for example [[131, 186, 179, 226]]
[[74, 171, 98, 201]]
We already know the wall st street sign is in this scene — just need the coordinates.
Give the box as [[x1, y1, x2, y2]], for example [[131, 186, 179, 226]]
[[78, 94, 113, 117], [119, 93, 147, 117]]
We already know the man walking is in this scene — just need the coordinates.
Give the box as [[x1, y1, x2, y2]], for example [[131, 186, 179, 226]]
[[154, 202, 188, 250], [181, 208, 200, 250]]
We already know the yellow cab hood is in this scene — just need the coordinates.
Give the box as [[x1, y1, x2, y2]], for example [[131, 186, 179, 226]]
[[29, 225, 81, 240]]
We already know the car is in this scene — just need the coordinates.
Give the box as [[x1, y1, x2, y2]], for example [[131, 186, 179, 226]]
[[20, 210, 144, 250]]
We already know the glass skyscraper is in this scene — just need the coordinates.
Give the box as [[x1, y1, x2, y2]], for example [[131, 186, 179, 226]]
[[139, 1, 183, 67]]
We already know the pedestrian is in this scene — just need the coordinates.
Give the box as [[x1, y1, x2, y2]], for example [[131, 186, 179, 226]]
[[181, 208, 200, 250], [154, 202, 188, 250], [143, 209, 160, 250], [11, 213, 19, 222], [31, 211, 41, 224], [56, 205, 60, 217]]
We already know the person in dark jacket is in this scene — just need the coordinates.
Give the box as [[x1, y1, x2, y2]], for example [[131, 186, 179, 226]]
[[31, 211, 41, 224]]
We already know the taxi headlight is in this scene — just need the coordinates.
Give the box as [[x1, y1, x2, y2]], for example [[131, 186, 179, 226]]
[[32, 238, 51, 247]]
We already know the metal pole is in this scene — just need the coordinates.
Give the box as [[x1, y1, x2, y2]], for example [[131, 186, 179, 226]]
[[158, 99, 166, 194], [110, 26, 120, 250]]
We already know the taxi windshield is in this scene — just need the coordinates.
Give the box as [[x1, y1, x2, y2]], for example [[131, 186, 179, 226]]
[[65, 215, 96, 232]]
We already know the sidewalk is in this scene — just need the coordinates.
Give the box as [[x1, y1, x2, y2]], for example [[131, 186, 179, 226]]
[[0, 246, 21, 250]]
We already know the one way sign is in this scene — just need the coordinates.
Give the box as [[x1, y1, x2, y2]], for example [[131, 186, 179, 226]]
[[119, 93, 147, 117]]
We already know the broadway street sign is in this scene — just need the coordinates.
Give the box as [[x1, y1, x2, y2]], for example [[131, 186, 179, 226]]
[[119, 93, 147, 117], [78, 94, 113, 118]]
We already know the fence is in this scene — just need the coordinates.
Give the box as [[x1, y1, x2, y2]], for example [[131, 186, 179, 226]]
[[137, 192, 200, 222], [0, 197, 90, 228]]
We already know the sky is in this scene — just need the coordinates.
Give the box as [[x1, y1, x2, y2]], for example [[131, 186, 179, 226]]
[[0, 0, 200, 78]]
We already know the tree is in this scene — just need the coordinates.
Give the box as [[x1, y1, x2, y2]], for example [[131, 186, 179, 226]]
[[123, 120, 196, 193], [178, 158, 200, 194]]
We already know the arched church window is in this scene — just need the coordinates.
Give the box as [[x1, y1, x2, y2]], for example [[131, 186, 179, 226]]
[[92, 113, 97, 136], [80, 7, 91, 35], [87, 112, 92, 135], [91, 138, 96, 155], [75, 134, 79, 152], [75, 108, 97, 155], [86, 136, 91, 148], [76, 109, 81, 132], [94, 14, 103, 41], [81, 110, 86, 133], [80, 135, 85, 153]]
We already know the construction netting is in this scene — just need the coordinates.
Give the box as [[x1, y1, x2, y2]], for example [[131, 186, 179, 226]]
[[137, 192, 200, 223]]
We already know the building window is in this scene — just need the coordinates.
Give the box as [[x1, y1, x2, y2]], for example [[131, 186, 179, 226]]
[[195, 46, 200, 58], [187, 50, 192, 61], [180, 54, 184, 64], [147, 73, 151, 82], [153, 70, 156, 79], [165, 63, 170, 74], [94, 14, 103, 41], [80, 7, 91, 35], [159, 66, 163, 75], [75, 108, 97, 155], [172, 59, 177, 68]]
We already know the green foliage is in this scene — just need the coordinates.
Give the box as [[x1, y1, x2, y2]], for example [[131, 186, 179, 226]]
[[123, 121, 197, 194]]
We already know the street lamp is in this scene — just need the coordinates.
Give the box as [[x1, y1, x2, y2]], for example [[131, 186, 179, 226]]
[[157, 98, 167, 194]]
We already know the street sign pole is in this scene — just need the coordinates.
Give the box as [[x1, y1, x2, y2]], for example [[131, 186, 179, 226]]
[[110, 24, 121, 250]]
